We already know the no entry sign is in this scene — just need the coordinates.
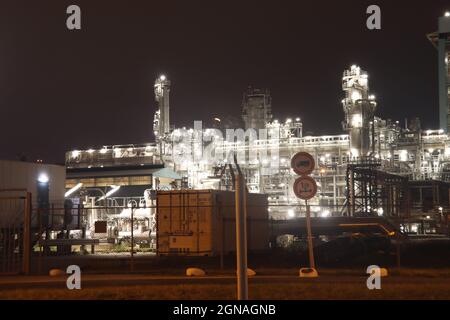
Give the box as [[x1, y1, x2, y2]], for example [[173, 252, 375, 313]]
[[293, 176, 317, 200], [291, 152, 315, 176]]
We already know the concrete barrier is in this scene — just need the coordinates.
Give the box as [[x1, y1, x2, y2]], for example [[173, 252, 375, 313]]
[[299, 267, 319, 278], [236, 268, 256, 277], [186, 267, 206, 277], [49, 269, 65, 277]]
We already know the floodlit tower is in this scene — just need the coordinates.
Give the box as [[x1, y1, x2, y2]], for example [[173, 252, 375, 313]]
[[242, 87, 273, 130], [341, 65, 377, 157], [428, 13, 450, 132], [153, 75, 171, 140]]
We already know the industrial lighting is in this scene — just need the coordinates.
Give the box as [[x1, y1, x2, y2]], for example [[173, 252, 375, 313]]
[[287, 209, 295, 218], [65, 183, 83, 198], [399, 150, 408, 162], [320, 209, 330, 218], [351, 91, 362, 101], [160, 75, 166, 81], [98, 185, 121, 201], [100, 147, 108, 154], [351, 114, 362, 127], [377, 207, 384, 216], [71, 150, 80, 158], [87, 149, 95, 153], [445, 11, 450, 17], [37, 173, 49, 184]]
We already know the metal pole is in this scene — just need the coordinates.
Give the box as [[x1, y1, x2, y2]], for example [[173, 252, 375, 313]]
[[305, 200, 316, 269], [22, 192, 31, 275], [130, 205, 135, 273], [396, 232, 401, 269], [235, 173, 248, 300]]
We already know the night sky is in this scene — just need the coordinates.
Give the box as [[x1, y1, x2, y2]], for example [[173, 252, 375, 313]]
[[0, 0, 448, 164]]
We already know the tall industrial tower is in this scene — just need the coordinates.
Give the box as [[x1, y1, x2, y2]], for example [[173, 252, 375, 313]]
[[153, 75, 171, 140], [341, 65, 377, 157], [242, 87, 273, 130], [428, 13, 450, 132]]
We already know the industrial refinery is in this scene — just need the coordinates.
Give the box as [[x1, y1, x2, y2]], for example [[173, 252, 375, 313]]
[[2, 2, 450, 304], [66, 54, 450, 237]]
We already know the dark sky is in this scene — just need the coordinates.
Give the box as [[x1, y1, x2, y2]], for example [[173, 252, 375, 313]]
[[0, 0, 448, 164]]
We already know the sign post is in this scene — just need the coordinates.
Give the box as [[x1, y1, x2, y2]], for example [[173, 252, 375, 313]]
[[305, 200, 315, 270], [291, 152, 318, 274]]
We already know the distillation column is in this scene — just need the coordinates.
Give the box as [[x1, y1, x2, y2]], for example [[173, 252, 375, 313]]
[[341, 65, 377, 158], [153, 75, 171, 140], [242, 87, 273, 130]]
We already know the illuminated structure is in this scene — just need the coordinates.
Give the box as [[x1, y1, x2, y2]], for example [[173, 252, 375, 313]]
[[429, 12, 450, 132], [66, 64, 450, 234], [342, 65, 377, 157], [153, 75, 171, 140]]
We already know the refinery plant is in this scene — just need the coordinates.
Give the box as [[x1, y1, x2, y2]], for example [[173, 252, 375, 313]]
[[63, 13, 450, 241]]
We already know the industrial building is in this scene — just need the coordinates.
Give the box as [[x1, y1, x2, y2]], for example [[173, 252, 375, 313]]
[[64, 14, 450, 240], [0, 160, 65, 227]]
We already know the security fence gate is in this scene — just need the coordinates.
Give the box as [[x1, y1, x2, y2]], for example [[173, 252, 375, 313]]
[[0, 190, 31, 275]]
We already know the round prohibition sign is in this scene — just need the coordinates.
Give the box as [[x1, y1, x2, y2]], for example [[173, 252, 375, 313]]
[[291, 152, 315, 176], [293, 176, 317, 200]]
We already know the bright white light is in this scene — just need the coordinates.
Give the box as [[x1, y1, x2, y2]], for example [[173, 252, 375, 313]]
[[98, 185, 121, 201], [295, 117, 301, 122], [351, 114, 362, 128], [320, 156, 326, 162], [160, 75, 166, 81], [100, 148, 108, 154], [399, 150, 408, 162], [351, 91, 362, 101], [445, 11, 450, 17], [38, 173, 49, 184], [320, 210, 330, 218], [87, 149, 95, 154], [71, 150, 80, 158], [377, 207, 384, 216], [287, 209, 295, 218], [65, 183, 83, 198], [286, 118, 292, 124], [369, 95, 376, 100]]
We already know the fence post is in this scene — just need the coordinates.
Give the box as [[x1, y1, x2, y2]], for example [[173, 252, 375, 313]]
[[22, 192, 32, 275]]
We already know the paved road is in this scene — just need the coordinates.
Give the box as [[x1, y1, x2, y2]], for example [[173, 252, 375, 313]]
[[1, 274, 449, 290]]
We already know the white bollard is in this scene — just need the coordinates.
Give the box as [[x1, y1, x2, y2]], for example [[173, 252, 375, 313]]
[[49, 269, 65, 276], [186, 267, 206, 277], [299, 267, 319, 278]]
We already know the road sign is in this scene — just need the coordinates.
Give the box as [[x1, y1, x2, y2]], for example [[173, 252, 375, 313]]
[[291, 152, 315, 176], [293, 176, 317, 200]]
